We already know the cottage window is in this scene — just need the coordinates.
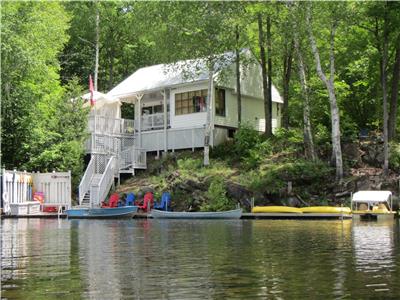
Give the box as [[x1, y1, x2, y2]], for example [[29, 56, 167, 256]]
[[175, 89, 207, 115], [215, 88, 226, 117]]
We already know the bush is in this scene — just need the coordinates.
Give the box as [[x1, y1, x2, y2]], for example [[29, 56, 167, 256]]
[[211, 140, 235, 160], [270, 128, 303, 154], [243, 140, 273, 169], [390, 142, 400, 172], [233, 123, 264, 157], [177, 157, 203, 170], [201, 178, 234, 211], [314, 124, 330, 145], [242, 159, 333, 195], [341, 115, 359, 142]]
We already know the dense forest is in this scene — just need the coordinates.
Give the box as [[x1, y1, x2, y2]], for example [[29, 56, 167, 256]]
[[1, 1, 399, 189]]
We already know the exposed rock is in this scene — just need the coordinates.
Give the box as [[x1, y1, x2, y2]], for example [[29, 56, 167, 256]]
[[226, 181, 253, 209], [284, 196, 302, 207], [342, 142, 361, 163]]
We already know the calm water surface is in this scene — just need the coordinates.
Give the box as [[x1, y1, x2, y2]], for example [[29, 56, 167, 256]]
[[1, 218, 400, 299]]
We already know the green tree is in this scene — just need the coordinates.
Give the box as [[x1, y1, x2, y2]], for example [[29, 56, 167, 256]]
[[1, 2, 70, 168], [1, 2, 88, 187]]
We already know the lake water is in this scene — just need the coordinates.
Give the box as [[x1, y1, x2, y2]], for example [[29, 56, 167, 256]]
[[1, 218, 400, 299]]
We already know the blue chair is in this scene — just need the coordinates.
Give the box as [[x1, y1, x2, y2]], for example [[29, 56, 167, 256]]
[[125, 193, 135, 206], [154, 192, 171, 211]]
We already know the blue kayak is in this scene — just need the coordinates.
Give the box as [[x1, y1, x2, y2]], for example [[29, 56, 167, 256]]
[[66, 206, 138, 218]]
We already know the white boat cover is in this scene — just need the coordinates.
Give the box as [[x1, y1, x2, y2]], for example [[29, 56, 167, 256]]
[[352, 191, 392, 203]]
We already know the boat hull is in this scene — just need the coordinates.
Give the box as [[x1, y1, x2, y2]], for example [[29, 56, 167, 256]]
[[252, 206, 302, 213], [300, 206, 351, 214], [352, 211, 396, 221], [66, 206, 138, 219], [151, 208, 242, 219]]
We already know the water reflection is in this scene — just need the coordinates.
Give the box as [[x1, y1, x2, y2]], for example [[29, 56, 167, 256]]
[[352, 220, 397, 295], [1, 218, 400, 299]]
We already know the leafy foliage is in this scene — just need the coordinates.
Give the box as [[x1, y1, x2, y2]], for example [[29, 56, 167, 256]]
[[233, 123, 265, 158], [389, 142, 400, 172], [201, 178, 234, 212], [241, 159, 333, 195]]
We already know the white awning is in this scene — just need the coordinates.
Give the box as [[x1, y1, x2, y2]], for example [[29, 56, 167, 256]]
[[352, 191, 392, 203], [82, 91, 120, 108]]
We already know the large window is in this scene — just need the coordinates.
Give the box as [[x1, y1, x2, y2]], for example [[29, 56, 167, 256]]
[[215, 88, 226, 117], [175, 89, 207, 115]]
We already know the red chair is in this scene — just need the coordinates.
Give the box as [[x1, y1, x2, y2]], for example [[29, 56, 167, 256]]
[[138, 192, 153, 212], [102, 193, 119, 208]]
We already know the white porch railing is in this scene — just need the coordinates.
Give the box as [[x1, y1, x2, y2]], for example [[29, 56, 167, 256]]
[[88, 116, 135, 135], [91, 156, 115, 208], [139, 113, 170, 131], [119, 147, 147, 170], [139, 126, 205, 152], [78, 157, 95, 205]]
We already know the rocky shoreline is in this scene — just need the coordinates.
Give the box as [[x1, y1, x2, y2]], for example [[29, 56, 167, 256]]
[[115, 140, 400, 212]]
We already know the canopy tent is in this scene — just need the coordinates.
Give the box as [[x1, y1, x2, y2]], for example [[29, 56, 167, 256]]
[[351, 191, 392, 203]]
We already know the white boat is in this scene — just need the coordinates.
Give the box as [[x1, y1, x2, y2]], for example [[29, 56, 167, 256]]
[[151, 208, 242, 219], [351, 190, 396, 220]]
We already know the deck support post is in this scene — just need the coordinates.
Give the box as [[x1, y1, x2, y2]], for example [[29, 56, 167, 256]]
[[136, 94, 143, 148], [163, 89, 168, 154]]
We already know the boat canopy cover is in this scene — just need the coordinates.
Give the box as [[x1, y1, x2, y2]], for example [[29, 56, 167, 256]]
[[352, 191, 392, 203]]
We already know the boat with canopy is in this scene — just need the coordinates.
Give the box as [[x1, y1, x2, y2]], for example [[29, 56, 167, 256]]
[[351, 190, 395, 220]]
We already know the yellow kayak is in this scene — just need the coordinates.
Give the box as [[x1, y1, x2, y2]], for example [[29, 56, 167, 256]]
[[299, 206, 352, 214], [252, 206, 302, 213]]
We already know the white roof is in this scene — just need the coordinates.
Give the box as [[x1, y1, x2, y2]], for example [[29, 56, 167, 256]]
[[82, 91, 120, 108], [107, 51, 283, 103], [352, 191, 392, 203], [108, 62, 209, 98]]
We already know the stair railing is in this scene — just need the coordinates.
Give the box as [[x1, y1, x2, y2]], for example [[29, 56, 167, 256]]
[[119, 146, 133, 170], [118, 146, 147, 170], [78, 157, 95, 205], [133, 147, 147, 169], [91, 156, 115, 207]]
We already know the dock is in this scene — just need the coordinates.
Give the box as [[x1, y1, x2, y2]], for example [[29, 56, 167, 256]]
[[1, 212, 67, 218], [0, 213, 366, 220]]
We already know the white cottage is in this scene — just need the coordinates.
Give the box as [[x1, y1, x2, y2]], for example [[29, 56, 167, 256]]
[[79, 52, 283, 207]]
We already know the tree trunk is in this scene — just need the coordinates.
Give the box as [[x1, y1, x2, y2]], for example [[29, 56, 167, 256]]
[[307, 5, 343, 180], [204, 67, 214, 166], [235, 25, 242, 126], [266, 15, 273, 135], [294, 33, 316, 161], [388, 35, 400, 140], [94, 1, 100, 91], [282, 41, 293, 129], [258, 14, 272, 137], [376, 10, 390, 176], [108, 46, 115, 90]]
